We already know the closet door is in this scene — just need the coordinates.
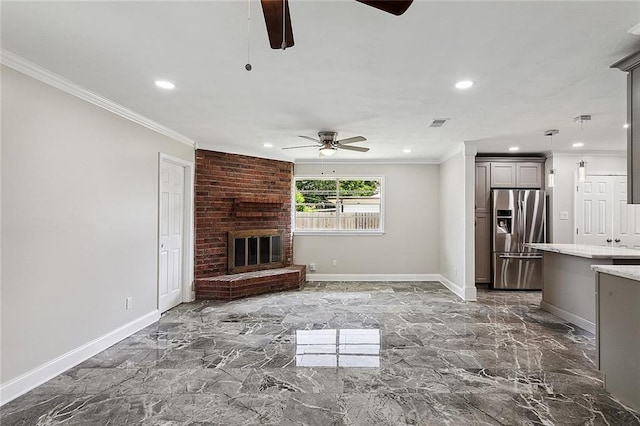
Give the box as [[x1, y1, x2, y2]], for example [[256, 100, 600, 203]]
[[575, 176, 614, 246], [612, 176, 640, 249]]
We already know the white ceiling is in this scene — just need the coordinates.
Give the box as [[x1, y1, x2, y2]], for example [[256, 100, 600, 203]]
[[2, 1, 639, 162]]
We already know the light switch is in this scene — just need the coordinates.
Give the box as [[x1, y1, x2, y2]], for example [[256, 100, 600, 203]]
[[560, 211, 569, 220]]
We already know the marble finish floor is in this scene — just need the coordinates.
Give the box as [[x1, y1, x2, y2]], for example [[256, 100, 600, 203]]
[[2, 282, 639, 425]]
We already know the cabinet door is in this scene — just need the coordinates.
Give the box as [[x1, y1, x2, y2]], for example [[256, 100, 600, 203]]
[[475, 162, 491, 212], [516, 162, 542, 188], [630, 68, 640, 203], [611, 52, 640, 203], [490, 163, 516, 188], [475, 212, 491, 283]]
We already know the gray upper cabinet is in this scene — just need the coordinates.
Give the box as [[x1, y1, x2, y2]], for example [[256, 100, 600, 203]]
[[490, 163, 516, 187], [516, 162, 542, 188], [475, 162, 491, 212], [490, 161, 542, 188], [612, 50, 640, 204]]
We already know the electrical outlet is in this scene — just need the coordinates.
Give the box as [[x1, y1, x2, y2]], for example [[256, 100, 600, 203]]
[[125, 297, 132, 310], [309, 263, 316, 272], [454, 267, 458, 276], [332, 259, 338, 267]]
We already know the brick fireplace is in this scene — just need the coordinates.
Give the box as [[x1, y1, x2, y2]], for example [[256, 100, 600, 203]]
[[194, 150, 303, 300]]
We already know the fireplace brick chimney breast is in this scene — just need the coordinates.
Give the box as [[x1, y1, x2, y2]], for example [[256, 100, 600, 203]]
[[194, 150, 294, 296]]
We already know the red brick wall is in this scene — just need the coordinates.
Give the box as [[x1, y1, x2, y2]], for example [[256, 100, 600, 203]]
[[195, 150, 293, 279]]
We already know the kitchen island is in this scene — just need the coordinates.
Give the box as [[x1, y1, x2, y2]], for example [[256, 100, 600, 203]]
[[591, 265, 640, 412], [525, 244, 640, 333]]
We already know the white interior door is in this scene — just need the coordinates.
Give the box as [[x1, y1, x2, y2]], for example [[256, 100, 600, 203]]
[[576, 176, 614, 246], [612, 176, 640, 249], [159, 159, 185, 313]]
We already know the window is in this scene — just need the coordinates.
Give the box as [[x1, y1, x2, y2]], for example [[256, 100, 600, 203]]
[[294, 177, 383, 232]]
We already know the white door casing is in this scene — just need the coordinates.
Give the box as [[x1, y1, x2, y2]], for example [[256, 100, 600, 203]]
[[158, 154, 194, 313]]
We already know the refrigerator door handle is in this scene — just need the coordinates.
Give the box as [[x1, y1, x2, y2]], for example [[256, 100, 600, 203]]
[[499, 254, 543, 260], [518, 199, 524, 251], [521, 197, 527, 249]]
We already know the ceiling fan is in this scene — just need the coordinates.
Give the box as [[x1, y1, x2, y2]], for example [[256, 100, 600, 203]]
[[260, 0, 414, 49], [283, 131, 369, 156]]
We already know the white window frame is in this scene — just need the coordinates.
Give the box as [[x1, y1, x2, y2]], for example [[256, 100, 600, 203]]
[[293, 175, 385, 235]]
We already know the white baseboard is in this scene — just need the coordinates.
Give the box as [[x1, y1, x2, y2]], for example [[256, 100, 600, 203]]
[[306, 273, 478, 302], [0, 310, 160, 406], [307, 273, 441, 282], [438, 275, 477, 301], [540, 301, 595, 333]]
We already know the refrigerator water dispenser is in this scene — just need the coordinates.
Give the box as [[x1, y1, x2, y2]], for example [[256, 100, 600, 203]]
[[496, 210, 512, 234]]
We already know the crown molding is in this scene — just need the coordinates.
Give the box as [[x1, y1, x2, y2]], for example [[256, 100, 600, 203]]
[[196, 142, 294, 163], [1, 49, 195, 148], [438, 142, 465, 163], [549, 150, 626, 158], [293, 159, 440, 165]]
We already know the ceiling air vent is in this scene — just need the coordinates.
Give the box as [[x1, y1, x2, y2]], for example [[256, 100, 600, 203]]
[[428, 118, 449, 128]]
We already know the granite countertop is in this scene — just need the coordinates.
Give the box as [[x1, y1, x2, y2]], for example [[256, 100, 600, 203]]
[[592, 265, 640, 281], [525, 243, 640, 259]]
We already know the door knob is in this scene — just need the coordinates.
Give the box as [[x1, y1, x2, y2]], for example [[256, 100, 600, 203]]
[[606, 239, 612, 243], [615, 239, 621, 243]]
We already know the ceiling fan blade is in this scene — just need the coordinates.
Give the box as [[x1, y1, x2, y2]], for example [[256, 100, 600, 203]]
[[260, 0, 295, 49], [335, 136, 366, 145], [355, 0, 413, 16], [282, 145, 320, 150], [298, 135, 321, 143], [337, 144, 370, 152]]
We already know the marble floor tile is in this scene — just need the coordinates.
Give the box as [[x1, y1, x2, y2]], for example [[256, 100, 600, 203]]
[[2, 282, 639, 425]]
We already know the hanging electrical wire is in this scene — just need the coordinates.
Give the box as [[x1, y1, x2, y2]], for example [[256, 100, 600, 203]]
[[245, 0, 252, 70], [281, 0, 287, 49]]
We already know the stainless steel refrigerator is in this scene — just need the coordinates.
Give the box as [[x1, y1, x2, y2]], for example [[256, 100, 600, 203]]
[[492, 189, 545, 290]]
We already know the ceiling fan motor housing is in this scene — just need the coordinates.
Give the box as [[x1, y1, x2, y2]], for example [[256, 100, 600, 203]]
[[318, 131, 338, 144]]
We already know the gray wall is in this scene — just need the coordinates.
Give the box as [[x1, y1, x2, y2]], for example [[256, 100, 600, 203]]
[[439, 147, 477, 300], [1, 66, 193, 384], [439, 152, 465, 285], [293, 163, 440, 275]]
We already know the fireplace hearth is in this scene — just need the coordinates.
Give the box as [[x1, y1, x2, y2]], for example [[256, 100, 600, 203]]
[[228, 229, 285, 274]]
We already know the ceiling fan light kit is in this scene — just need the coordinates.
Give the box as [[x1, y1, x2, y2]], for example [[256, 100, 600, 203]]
[[319, 147, 337, 157]]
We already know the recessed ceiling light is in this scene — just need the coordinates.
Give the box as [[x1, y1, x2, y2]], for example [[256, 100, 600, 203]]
[[154, 80, 175, 90], [572, 142, 584, 148], [623, 123, 630, 129], [263, 143, 273, 148], [403, 148, 412, 153], [508, 146, 519, 152], [455, 80, 474, 89]]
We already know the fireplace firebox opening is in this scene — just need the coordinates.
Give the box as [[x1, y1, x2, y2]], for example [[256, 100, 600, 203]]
[[228, 229, 285, 274]]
